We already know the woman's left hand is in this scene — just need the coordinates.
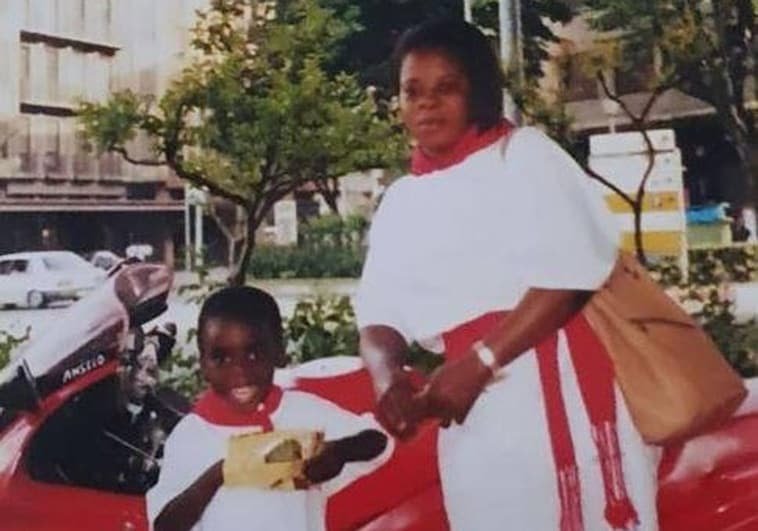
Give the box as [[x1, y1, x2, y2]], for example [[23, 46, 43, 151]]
[[417, 352, 492, 426]]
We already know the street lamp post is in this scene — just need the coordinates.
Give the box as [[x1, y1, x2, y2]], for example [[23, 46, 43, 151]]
[[463, 0, 522, 124], [463, 0, 473, 22], [183, 186, 191, 270], [186, 185, 207, 270], [498, 0, 522, 124]]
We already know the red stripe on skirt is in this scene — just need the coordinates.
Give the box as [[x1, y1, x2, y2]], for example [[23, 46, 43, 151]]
[[442, 312, 638, 531]]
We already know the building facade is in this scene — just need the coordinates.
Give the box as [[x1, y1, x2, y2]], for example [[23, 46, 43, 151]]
[[0, 0, 208, 266]]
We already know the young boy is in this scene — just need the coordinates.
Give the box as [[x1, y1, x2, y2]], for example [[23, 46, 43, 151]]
[[147, 286, 391, 531]]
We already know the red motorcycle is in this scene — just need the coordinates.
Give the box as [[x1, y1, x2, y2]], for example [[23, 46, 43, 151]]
[[1, 262, 757, 530]]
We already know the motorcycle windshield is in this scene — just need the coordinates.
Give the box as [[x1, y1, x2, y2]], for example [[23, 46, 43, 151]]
[[0, 263, 172, 402], [1, 278, 128, 388]]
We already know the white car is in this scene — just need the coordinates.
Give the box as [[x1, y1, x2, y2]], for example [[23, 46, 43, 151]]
[[89, 250, 123, 271], [0, 251, 106, 309]]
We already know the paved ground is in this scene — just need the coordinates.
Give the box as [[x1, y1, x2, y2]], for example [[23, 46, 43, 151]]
[[0, 272, 360, 360], [734, 283, 758, 322]]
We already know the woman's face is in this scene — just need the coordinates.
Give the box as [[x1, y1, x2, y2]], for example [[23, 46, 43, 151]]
[[399, 49, 471, 158]]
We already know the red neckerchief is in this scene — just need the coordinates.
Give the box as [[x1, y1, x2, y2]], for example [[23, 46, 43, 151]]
[[410, 119, 513, 176], [193, 385, 284, 430]]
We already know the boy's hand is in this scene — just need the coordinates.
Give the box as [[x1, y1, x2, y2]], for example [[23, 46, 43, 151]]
[[303, 429, 388, 485], [303, 443, 344, 484]]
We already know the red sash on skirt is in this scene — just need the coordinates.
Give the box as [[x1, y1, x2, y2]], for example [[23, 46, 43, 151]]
[[441, 312, 639, 531]]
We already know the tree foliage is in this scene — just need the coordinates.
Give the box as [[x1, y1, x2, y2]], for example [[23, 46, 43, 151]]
[[580, 0, 757, 208], [79, 0, 405, 284], [319, 0, 576, 94]]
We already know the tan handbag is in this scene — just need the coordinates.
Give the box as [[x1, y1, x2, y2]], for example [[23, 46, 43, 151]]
[[582, 252, 747, 445]]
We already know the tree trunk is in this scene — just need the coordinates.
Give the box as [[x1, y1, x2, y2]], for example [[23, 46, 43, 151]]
[[633, 205, 647, 266], [322, 190, 340, 215], [227, 238, 237, 270], [318, 177, 341, 215], [229, 218, 256, 286]]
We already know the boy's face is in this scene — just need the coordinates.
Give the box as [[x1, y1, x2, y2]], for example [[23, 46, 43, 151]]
[[199, 317, 278, 412]]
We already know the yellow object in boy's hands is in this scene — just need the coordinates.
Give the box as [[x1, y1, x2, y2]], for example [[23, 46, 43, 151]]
[[223, 430, 325, 490]]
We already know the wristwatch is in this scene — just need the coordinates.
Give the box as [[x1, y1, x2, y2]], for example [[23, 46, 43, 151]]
[[472, 340, 502, 379]]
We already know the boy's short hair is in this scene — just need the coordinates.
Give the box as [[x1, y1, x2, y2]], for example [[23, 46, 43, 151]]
[[198, 286, 285, 361], [391, 18, 505, 132]]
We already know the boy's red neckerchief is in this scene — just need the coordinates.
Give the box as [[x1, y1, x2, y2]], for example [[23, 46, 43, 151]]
[[409, 119, 513, 176], [193, 385, 284, 430]]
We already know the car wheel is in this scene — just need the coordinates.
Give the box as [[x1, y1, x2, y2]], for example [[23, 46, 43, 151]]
[[27, 290, 46, 309]]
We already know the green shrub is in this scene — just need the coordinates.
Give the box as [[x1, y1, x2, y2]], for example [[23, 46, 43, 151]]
[[285, 296, 359, 363], [299, 214, 368, 249], [688, 245, 757, 283], [161, 344, 205, 401], [650, 245, 758, 377], [249, 214, 368, 279], [249, 245, 365, 279], [0, 328, 30, 370], [285, 295, 441, 373]]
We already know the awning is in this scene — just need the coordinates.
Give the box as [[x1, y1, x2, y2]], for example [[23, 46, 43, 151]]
[[0, 201, 184, 213], [566, 89, 716, 132]]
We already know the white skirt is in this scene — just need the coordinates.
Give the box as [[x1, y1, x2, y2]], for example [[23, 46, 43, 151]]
[[437, 329, 660, 531]]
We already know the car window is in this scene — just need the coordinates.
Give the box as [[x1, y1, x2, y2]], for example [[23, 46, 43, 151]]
[[93, 256, 111, 269], [0, 261, 11, 275], [42, 254, 90, 272], [11, 260, 28, 274]]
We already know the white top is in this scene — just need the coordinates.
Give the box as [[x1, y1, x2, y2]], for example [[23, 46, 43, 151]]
[[354, 127, 619, 347], [146, 390, 392, 531]]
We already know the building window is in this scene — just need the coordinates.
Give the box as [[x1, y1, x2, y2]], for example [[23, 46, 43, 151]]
[[19, 44, 31, 101], [45, 46, 59, 101], [18, 117, 33, 173], [615, 48, 655, 95], [42, 119, 62, 175], [99, 152, 122, 177], [86, 0, 112, 42], [75, 0, 86, 34], [560, 53, 598, 102], [59, 0, 85, 35], [103, 0, 112, 41], [126, 183, 157, 200], [26, 0, 53, 31], [72, 127, 91, 177], [295, 192, 320, 222]]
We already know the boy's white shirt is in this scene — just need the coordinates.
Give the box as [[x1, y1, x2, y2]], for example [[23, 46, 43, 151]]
[[354, 126, 620, 347], [146, 389, 393, 531]]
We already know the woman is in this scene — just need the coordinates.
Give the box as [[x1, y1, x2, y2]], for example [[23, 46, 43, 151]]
[[355, 19, 659, 531]]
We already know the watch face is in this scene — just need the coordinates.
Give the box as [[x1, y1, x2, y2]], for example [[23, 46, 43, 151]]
[[474, 342, 498, 372]]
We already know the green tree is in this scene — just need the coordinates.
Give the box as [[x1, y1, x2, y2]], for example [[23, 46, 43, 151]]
[[319, 0, 576, 95], [79, 0, 404, 285], [580, 0, 757, 209]]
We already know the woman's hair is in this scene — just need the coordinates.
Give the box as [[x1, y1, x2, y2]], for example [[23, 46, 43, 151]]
[[391, 18, 505, 131], [198, 286, 283, 352]]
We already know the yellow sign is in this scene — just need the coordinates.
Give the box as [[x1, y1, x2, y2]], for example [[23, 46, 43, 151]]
[[605, 191, 682, 214], [620, 230, 685, 255]]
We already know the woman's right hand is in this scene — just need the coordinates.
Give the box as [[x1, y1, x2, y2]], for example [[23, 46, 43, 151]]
[[360, 325, 425, 439], [377, 371, 427, 440]]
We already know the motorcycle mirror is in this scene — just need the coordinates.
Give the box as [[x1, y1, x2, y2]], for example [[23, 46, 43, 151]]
[[0, 361, 41, 412], [113, 264, 173, 327]]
